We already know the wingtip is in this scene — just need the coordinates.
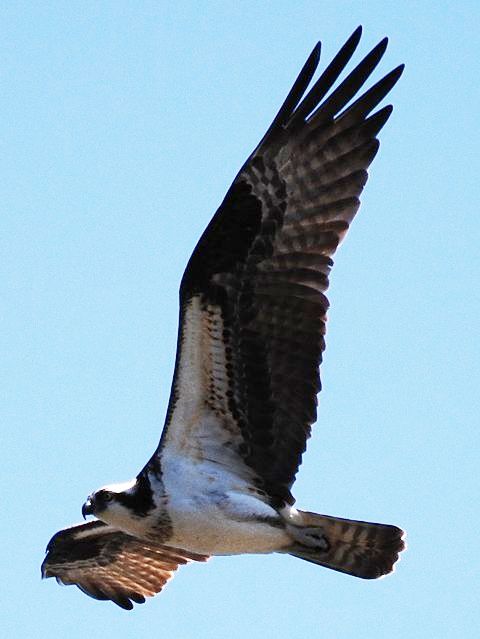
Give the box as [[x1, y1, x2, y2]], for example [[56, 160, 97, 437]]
[[351, 25, 363, 42], [309, 41, 322, 66], [376, 36, 389, 55], [341, 26, 363, 58], [385, 64, 405, 90], [357, 36, 389, 72], [40, 559, 50, 580]]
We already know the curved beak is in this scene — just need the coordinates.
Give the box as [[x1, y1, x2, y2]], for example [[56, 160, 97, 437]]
[[82, 497, 94, 520]]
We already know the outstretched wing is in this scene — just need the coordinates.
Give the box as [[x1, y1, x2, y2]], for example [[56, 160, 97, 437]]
[[149, 28, 403, 507], [42, 521, 209, 609]]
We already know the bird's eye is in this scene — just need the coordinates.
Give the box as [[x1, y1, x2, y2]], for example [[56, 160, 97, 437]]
[[103, 492, 114, 502]]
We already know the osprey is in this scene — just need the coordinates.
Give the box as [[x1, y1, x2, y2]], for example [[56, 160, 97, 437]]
[[42, 27, 405, 610]]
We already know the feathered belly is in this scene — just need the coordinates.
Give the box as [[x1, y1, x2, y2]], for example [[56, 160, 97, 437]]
[[157, 454, 291, 555], [164, 494, 290, 555]]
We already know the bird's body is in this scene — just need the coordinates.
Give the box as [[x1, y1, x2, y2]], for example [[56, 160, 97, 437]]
[[99, 452, 290, 555], [159, 454, 288, 555], [42, 28, 405, 610]]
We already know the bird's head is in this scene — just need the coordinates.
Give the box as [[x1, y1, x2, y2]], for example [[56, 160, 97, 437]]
[[82, 476, 155, 532], [81, 487, 119, 520]]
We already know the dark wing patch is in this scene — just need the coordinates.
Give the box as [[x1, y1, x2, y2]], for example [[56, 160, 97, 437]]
[[42, 521, 208, 609], [158, 29, 403, 506]]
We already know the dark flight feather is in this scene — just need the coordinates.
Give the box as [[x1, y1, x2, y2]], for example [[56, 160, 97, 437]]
[[42, 521, 208, 609], [154, 30, 403, 507]]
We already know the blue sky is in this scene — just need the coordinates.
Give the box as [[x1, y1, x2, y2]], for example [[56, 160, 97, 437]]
[[2, 2, 479, 638]]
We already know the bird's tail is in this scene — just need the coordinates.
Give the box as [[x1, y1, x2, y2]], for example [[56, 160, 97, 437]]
[[283, 510, 405, 579]]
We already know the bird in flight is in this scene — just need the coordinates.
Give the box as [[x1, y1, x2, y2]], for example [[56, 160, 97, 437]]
[[42, 27, 405, 610]]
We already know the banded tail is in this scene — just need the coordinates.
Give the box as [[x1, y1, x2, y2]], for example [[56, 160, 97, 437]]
[[285, 511, 405, 579]]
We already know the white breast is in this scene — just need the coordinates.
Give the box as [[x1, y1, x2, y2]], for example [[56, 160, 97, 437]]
[[158, 448, 291, 556]]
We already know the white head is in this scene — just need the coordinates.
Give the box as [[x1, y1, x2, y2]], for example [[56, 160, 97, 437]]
[[82, 476, 156, 535]]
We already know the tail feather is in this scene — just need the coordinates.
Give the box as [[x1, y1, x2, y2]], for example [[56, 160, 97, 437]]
[[285, 510, 405, 579]]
